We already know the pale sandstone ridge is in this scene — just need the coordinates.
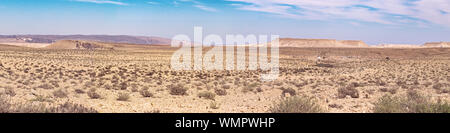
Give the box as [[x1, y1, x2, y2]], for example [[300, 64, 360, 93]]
[[279, 38, 368, 47], [423, 42, 450, 48], [374, 44, 422, 48]]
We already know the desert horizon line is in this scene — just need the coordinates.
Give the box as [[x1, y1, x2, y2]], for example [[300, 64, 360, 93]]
[[2, 34, 449, 46]]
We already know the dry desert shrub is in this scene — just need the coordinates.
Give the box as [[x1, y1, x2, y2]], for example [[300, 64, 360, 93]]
[[168, 83, 188, 95], [337, 85, 359, 98], [74, 89, 85, 94], [198, 91, 216, 100], [242, 87, 254, 93], [388, 88, 398, 94], [373, 91, 450, 113], [210, 101, 220, 109], [30, 95, 53, 102], [130, 83, 139, 92], [423, 82, 432, 87], [52, 102, 98, 113], [269, 96, 324, 113], [221, 84, 231, 89], [120, 82, 128, 90], [242, 82, 260, 93], [440, 88, 450, 94], [117, 92, 130, 101], [280, 87, 296, 97], [4, 87, 16, 97], [145, 109, 161, 113], [1, 95, 97, 113], [432, 83, 443, 90], [256, 87, 263, 92], [0, 95, 11, 113], [38, 83, 54, 90], [432, 83, 449, 94], [273, 81, 284, 86], [376, 80, 387, 86], [139, 89, 154, 97], [328, 103, 343, 109], [379, 87, 398, 94], [53, 89, 68, 98], [87, 88, 101, 99], [214, 89, 227, 96]]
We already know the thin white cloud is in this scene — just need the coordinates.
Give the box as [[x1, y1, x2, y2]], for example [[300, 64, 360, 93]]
[[174, 0, 217, 12], [173, 1, 180, 6], [74, 0, 128, 6], [227, 0, 450, 27], [179, 0, 200, 4], [194, 4, 218, 12], [147, 1, 159, 5]]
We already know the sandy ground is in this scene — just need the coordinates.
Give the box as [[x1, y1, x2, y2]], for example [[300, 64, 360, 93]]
[[0, 45, 449, 113], [0, 43, 51, 48]]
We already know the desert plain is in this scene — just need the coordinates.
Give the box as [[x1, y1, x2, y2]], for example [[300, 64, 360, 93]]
[[0, 38, 449, 113]]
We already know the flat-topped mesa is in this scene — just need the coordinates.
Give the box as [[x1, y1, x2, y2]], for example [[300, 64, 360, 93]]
[[279, 38, 368, 47], [423, 42, 450, 48]]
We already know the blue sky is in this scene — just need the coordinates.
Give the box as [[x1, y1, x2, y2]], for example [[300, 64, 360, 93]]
[[0, 0, 449, 45]]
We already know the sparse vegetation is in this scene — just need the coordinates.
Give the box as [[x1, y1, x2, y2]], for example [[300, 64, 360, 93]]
[[1, 95, 97, 113], [139, 89, 154, 98], [373, 91, 450, 113], [53, 89, 68, 98], [337, 85, 359, 98], [38, 83, 54, 90], [30, 95, 53, 102], [242, 87, 254, 93], [0, 95, 12, 113], [269, 96, 324, 113], [87, 89, 101, 99], [4, 87, 16, 97], [222, 84, 231, 89], [380, 87, 398, 94], [281, 87, 296, 97], [145, 109, 161, 113], [198, 91, 216, 100], [168, 83, 188, 95], [74, 89, 85, 94], [242, 82, 260, 93], [117, 92, 130, 101], [433, 83, 443, 90], [0, 43, 448, 113], [210, 101, 220, 109], [214, 89, 227, 96]]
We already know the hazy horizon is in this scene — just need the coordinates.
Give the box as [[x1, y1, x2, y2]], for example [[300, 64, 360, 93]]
[[1, 0, 450, 45]]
